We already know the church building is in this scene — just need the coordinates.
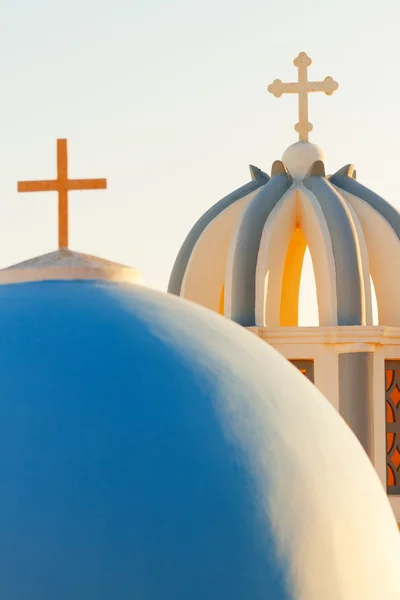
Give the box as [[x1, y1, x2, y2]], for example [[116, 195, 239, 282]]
[[0, 58, 399, 599], [168, 52, 400, 528]]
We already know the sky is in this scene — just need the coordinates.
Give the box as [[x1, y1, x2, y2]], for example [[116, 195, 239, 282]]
[[0, 0, 399, 325]]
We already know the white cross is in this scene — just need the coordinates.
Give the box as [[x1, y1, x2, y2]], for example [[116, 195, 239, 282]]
[[268, 52, 339, 142]]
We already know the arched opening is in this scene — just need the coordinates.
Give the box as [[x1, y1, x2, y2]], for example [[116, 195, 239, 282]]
[[280, 228, 307, 326], [219, 284, 224, 315], [298, 247, 319, 326], [370, 276, 378, 326], [280, 227, 319, 327]]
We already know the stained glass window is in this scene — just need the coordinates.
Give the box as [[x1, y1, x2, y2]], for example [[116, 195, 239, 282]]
[[289, 359, 314, 383], [385, 361, 400, 495]]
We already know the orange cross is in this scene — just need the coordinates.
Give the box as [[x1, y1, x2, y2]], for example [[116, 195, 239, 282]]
[[17, 138, 107, 249], [268, 52, 338, 142]]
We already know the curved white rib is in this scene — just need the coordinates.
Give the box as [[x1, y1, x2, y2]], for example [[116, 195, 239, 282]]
[[255, 188, 297, 326], [181, 192, 255, 312], [339, 188, 400, 326]]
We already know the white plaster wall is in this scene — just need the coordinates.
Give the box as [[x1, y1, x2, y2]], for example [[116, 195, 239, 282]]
[[250, 327, 341, 410], [270, 341, 339, 411], [250, 325, 400, 524], [373, 346, 387, 487]]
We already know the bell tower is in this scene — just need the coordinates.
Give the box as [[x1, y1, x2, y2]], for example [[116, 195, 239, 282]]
[[168, 53, 400, 529]]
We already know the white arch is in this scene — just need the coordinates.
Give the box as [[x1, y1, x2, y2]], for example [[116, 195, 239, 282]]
[[255, 185, 338, 327], [297, 186, 339, 326], [181, 191, 256, 312], [254, 188, 297, 326], [338, 188, 400, 326], [223, 191, 254, 319]]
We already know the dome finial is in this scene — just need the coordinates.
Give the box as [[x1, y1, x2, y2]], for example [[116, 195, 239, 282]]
[[17, 139, 107, 249], [267, 51, 339, 142]]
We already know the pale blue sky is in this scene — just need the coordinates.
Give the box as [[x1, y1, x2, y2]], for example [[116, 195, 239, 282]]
[[0, 0, 398, 324]]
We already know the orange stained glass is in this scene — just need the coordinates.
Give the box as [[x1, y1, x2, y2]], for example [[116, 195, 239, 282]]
[[392, 448, 400, 470], [17, 139, 107, 249], [387, 432, 395, 453], [386, 369, 395, 391], [289, 360, 314, 383], [385, 364, 400, 494], [390, 385, 400, 407], [387, 401, 395, 423]]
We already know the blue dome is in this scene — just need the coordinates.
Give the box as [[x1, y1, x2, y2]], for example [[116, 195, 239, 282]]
[[0, 280, 398, 599]]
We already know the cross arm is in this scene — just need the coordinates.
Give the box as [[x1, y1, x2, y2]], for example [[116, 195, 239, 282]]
[[268, 79, 300, 98], [307, 76, 339, 96], [67, 178, 107, 191], [17, 180, 59, 193]]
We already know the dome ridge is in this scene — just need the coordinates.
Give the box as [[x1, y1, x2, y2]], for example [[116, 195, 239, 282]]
[[0, 248, 141, 285]]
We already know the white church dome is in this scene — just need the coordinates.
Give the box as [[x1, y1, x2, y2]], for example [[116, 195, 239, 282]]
[[169, 156, 400, 329]]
